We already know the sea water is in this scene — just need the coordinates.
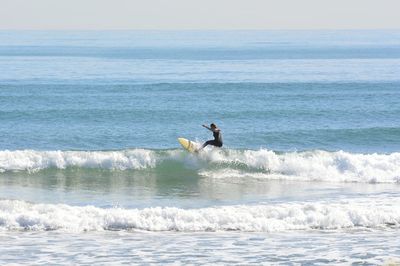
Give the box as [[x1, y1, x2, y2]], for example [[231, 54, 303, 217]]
[[0, 30, 400, 265]]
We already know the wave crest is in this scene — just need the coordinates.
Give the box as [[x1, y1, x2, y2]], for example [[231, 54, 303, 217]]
[[0, 149, 157, 172], [1, 148, 400, 183], [1, 198, 399, 232], [198, 149, 400, 183]]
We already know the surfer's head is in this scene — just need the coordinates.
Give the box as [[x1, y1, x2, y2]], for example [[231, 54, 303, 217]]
[[210, 123, 217, 129]]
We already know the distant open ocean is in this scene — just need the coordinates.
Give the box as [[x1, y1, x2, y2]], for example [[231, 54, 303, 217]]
[[0, 30, 400, 265]]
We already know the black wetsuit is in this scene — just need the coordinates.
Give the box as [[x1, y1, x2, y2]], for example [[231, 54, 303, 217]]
[[202, 130, 223, 148]]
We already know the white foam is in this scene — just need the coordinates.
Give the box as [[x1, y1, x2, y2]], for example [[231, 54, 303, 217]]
[[0, 149, 157, 172], [199, 149, 400, 183], [1, 149, 400, 183], [0, 198, 399, 232]]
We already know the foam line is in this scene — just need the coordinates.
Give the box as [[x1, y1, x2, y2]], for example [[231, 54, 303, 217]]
[[1, 198, 399, 232], [0, 149, 157, 172], [1, 149, 399, 183]]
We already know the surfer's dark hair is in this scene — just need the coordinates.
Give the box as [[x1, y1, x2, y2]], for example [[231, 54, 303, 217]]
[[210, 123, 216, 128]]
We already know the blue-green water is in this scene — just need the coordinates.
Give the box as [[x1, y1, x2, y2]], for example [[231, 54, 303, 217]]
[[1, 82, 400, 152], [0, 30, 400, 265]]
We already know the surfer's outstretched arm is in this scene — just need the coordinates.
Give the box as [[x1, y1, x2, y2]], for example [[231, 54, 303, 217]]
[[202, 124, 219, 132], [202, 124, 212, 131]]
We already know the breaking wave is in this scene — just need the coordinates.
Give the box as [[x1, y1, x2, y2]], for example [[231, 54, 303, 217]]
[[0, 148, 399, 183], [0, 198, 399, 232]]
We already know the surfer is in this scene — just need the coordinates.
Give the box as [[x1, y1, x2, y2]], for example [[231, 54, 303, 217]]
[[199, 123, 223, 150]]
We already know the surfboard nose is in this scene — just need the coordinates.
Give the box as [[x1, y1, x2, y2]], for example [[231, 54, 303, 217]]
[[178, 137, 197, 153]]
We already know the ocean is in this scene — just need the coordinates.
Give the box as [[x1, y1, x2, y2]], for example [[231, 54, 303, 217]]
[[0, 30, 400, 265]]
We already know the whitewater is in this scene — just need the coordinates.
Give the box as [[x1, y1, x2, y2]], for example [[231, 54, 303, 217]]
[[1, 148, 399, 183], [1, 197, 400, 232]]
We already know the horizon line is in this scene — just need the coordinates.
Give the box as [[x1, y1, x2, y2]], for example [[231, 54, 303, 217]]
[[1, 28, 400, 31]]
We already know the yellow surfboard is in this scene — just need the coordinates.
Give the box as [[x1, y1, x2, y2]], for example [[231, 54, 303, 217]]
[[178, 138, 198, 153]]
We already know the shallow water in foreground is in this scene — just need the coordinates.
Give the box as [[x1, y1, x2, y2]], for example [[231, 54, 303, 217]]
[[1, 231, 399, 265]]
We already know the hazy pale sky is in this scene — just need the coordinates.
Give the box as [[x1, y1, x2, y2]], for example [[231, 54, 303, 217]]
[[1, 0, 399, 30]]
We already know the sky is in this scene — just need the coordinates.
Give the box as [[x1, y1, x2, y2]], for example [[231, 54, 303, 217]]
[[1, 0, 400, 30]]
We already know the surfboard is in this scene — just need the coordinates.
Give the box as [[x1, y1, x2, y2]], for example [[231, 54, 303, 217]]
[[178, 138, 198, 153]]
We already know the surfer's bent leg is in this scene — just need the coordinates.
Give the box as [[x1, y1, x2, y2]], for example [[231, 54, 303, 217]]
[[201, 140, 214, 149], [201, 140, 223, 149]]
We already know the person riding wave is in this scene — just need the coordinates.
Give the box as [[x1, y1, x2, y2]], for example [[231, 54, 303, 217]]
[[198, 123, 223, 150]]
